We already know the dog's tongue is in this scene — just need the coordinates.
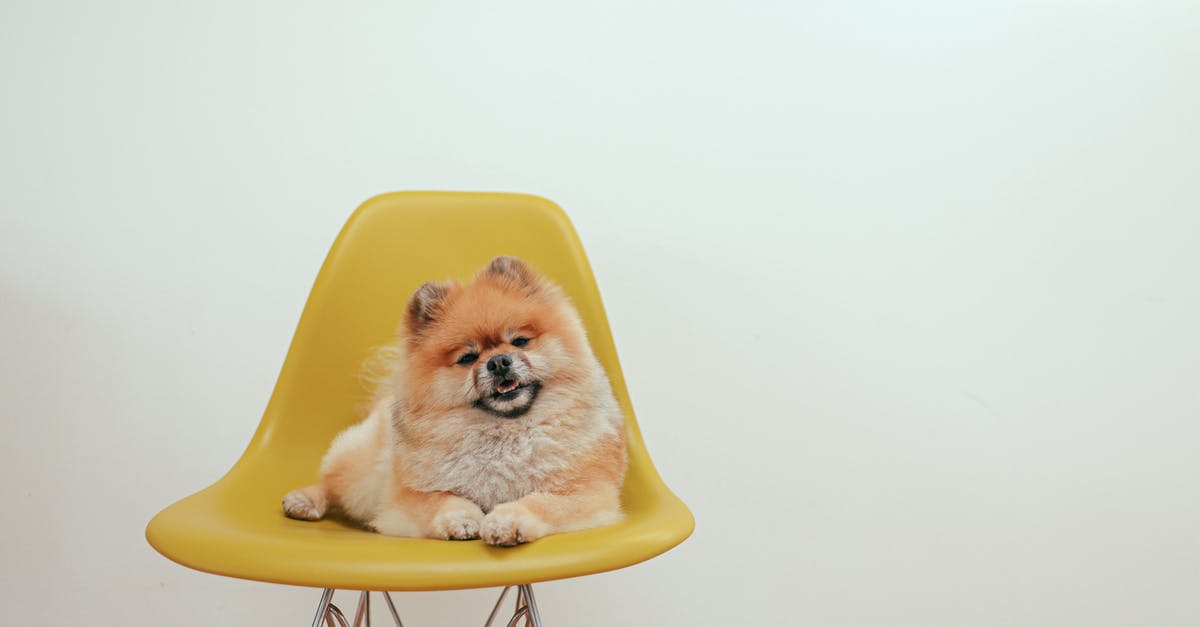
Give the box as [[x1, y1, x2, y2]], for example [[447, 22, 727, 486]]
[[497, 379, 519, 394]]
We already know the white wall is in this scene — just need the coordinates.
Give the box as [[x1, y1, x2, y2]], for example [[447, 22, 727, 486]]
[[2, 1, 1198, 625]]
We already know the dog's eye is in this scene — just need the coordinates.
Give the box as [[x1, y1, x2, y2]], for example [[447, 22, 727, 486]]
[[511, 337, 530, 348], [456, 353, 479, 366]]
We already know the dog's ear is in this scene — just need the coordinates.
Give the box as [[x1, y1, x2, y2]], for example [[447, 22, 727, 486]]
[[405, 281, 451, 336], [478, 256, 542, 292]]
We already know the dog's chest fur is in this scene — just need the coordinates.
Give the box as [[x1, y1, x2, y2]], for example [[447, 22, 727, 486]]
[[398, 393, 608, 512]]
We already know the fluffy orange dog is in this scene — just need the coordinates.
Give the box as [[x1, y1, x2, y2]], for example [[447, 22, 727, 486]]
[[282, 257, 627, 546]]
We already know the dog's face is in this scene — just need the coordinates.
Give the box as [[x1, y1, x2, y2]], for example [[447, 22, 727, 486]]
[[401, 257, 589, 419]]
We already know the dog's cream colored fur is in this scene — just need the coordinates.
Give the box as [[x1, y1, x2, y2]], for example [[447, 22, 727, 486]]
[[282, 257, 627, 546]]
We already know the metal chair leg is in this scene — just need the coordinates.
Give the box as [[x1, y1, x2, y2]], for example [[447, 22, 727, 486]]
[[313, 585, 539, 627], [311, 589, 336, 627], [513, 586, 526, 627], [313, 591, 400, 627], [486, 584, 544, 627], [381, 592, 405, 627], [325, 604, 350, 627], [353, 591, 371, 627], [520, 585, 543, 627], [484, 586, 514, 627]]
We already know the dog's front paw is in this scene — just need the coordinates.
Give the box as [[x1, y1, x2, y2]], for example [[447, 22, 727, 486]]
[[430, 503, 484, 540], [481, 502, 549, 547], [282, 487, 326, 521]]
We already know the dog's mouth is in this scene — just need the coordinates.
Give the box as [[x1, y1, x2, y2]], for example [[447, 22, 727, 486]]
[[494, 378, 521, 397], [476, 380, 542, 418]]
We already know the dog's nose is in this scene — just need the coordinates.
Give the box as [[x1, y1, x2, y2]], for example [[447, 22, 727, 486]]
[[487, 354, 513, 374]]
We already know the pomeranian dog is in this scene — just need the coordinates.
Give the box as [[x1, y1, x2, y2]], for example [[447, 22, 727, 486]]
[[282, 256, 627, 546]]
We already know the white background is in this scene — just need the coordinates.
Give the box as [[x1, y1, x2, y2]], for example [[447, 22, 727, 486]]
[[2, 1, 1198, 625]]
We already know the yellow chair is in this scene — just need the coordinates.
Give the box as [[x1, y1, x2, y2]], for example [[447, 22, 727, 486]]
[[145, 191, 694, 625]]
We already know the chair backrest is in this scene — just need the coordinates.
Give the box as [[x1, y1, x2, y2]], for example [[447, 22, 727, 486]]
[[233, 192, 661, 501]]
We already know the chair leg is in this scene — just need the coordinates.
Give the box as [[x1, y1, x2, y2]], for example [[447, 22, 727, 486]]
[[381, 592, 405, 627], [311, 589, 335, 627], [519, 585, 543, 627], [312, 591, 403, 627], [326, 604, 350, 627], [484, 584, 544, 627], [484, 586, 514, 627], [352, 591, 370, 627]]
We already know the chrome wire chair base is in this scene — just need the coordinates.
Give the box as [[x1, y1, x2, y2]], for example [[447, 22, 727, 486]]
[[309, 585, 543, 627]]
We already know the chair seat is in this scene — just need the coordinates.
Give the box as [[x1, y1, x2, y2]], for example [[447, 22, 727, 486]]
[[147, 463, 691, 591]]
